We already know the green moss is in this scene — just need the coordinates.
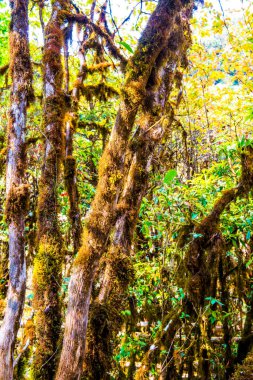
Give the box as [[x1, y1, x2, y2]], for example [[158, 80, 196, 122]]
[[32, 238, 62, 380], [33, 239, 62, 291], [232, 350, 253, 379]]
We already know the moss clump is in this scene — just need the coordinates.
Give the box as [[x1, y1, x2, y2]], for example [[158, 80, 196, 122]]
[[9, 32, 34, 104], [32, 238, 62, 380], [74, 227, 102, 268], [108, 248, 135, 289], [122, 80, 145, 105], [232, 350, 253, 379], [85, 62, 111, 74], [5, 184, 29, 220], [33, 238, 62, 292]]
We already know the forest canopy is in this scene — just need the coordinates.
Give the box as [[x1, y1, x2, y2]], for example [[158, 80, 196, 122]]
[[0, 0, 253, 379]]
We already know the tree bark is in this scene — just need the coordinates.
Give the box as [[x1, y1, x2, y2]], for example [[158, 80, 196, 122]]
[[32, 1, 69, 378], [0, 0, 33, 378], [56, 1, 194, 379], [83, 17, 193, 378]]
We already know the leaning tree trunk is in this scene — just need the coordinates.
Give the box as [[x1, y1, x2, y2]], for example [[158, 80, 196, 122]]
[[56, 1, 195, 379], [0, 0, 33, 378], [83, 15, 193, 378], [32, 0, 69, 378]]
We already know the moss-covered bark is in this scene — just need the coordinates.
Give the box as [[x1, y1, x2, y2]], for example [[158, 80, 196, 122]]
[[32, 1, 69, 378], [83, 14, 193, 378], [0, 0, 33, 378], [64, 12, 115, 254], [56, 2, 195, 379]]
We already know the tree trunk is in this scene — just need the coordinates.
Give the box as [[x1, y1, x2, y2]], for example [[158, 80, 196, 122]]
[[32, 1, 69, 378], [0, 0, 33, 378], [56, 1, 194, 379], [64, 57, 84, 255], [83, 15, 193, 377]]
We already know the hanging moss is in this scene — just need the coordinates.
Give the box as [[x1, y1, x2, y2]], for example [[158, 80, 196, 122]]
[[85, 62, 112, 74], [80, 82, 119, 102]]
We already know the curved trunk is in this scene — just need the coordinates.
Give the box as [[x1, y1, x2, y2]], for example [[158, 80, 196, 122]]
[[83, 15, 193, 378], [0, 0, 33, 378], [56, 1, 195, 379]]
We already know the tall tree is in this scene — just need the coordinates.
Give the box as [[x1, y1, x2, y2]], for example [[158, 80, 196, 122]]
[[0, 0, 33, 378], [32, 0, 69, 378], [56, 1, 196, 379], [83, 16, 193, 378]]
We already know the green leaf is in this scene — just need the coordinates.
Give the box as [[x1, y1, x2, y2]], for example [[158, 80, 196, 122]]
[[121, 309, 131, 316], [246, 231, 251, 240], [164, 169, 177, 184], [246, 258, 253, 268], [193, 233, 203, 239], [119, 41, 134, 53], [191, 212, 198, 220], [205, 297, 223, 307]]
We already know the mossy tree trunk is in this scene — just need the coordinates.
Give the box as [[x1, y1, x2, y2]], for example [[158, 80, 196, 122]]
[[65, 105, 82, 254], [83, 15, 193, 378], [56, 1, 195, 379], [63, 2, 121, 254], [32, 1, 69, 378], [64, 53, 84, 255], [0, 0, 33, 378]]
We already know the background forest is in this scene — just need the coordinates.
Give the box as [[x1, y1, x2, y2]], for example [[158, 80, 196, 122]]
[[0, 0, 253, 379]]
